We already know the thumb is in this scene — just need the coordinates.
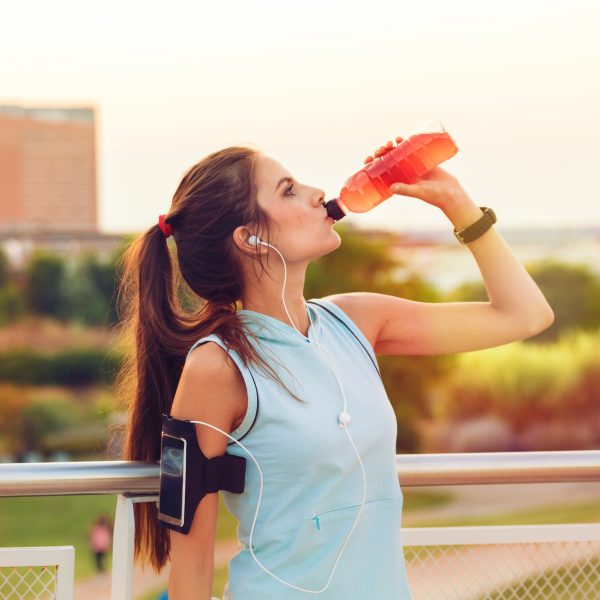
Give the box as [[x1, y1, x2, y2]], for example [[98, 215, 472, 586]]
[[389, 182, 417, 196]]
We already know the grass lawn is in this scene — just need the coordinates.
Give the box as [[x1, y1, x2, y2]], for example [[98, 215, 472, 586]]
[[0, 492, 245, 583], [0, 494, 118, 581], [402, 488, 454, 512]]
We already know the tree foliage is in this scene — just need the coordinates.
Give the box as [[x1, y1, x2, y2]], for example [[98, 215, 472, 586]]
[[25, 250, 67, 319]]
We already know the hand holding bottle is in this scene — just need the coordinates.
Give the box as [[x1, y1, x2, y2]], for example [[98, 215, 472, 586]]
[[324, 119, 462, 220], [362, 137, 468, 211]]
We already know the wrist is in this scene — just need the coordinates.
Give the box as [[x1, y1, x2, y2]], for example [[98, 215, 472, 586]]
[[442, 195, 484, 230]]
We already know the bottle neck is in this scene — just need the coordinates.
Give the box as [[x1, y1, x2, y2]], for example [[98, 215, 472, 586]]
[[324, 198, 347, 220]]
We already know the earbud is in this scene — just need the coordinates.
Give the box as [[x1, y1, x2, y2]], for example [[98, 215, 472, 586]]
[[249, 234, 271, 247], [248, 234, 275, 249], [338, 410, 352, 427]]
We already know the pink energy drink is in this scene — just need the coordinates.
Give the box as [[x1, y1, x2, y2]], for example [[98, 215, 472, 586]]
[[325, 128, 458, 220]]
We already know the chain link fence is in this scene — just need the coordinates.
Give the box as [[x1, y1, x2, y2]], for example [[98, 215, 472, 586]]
[[403, 524, 600, 599]]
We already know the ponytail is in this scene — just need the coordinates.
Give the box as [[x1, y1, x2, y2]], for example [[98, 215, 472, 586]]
[[110, 146, 305, 573]]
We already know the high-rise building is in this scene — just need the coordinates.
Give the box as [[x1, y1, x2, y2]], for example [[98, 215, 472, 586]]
[[0, 105, 98, 234]]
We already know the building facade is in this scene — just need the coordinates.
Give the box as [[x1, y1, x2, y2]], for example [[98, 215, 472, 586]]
[[0, 105, 98, 234]]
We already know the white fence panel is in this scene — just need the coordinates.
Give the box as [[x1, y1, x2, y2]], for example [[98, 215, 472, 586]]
[[402, 523, 600, 599], [0, 546, 74, 600]]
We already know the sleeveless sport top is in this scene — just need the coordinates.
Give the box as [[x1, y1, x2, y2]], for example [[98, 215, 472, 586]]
[[186, 298, 413, 599]]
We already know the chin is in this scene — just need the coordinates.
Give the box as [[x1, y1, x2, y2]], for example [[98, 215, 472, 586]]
[[320, 231, 342, 256]]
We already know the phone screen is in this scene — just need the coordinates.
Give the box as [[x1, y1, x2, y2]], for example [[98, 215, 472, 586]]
[[158, 433, 187, 527]]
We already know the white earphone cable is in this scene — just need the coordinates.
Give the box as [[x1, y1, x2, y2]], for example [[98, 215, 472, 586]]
[[189, 234, 367, 594]]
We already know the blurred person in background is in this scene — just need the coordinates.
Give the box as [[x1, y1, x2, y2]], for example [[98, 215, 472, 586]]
[[89, 514, 113, 574]]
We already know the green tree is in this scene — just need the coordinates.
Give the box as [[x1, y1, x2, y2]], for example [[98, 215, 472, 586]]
[[25, 250, 67, 319], [0, 247, 9, 288], [527, 259, 600, 342], [64, 250, 119, 326], [0, 282, 26, 326]]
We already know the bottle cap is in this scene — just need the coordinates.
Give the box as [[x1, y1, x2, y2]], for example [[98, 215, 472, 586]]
[[324, 198, 346, 221]]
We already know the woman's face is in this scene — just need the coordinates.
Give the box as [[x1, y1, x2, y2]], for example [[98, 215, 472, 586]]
[[251, 154, 341, 262]]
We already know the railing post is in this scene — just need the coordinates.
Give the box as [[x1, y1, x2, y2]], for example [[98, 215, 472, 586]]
[[111, 493, 159, 600], [54, 546, 75, 600], [111, 494, 135, 600]]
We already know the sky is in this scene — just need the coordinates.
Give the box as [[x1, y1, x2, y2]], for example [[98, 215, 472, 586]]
[[1, 0, 599, 235]]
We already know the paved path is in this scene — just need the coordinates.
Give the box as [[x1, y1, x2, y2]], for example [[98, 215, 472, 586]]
[[73, 482, 600, 599]]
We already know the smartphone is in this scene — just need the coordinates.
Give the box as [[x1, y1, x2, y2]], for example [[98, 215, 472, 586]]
[[158, 433, 187, 527]]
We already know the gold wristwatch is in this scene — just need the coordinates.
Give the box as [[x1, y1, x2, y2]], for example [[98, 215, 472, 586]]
[[453, 206, 496, 245]]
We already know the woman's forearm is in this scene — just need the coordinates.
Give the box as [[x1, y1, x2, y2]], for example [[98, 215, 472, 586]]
[[168, 557, 214, 600], [441, 194, 554, 327]]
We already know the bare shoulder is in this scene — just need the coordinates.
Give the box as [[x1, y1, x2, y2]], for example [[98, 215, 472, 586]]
[[319, 292, 381, 350], [168, 342, 245, 565], [171, 341, 248, 459]]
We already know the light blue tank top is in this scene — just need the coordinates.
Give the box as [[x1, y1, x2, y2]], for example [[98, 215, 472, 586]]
[[186, 298, 413, 599]]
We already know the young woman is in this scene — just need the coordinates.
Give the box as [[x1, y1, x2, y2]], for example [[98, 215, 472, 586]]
[[115, 141, 554, 600]]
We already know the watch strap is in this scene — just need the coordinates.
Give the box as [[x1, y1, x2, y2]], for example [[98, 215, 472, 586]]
[[453, 206, 496, 245]]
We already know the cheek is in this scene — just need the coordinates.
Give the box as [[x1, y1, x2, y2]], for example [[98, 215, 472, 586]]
[[277, 206, 312, 229]]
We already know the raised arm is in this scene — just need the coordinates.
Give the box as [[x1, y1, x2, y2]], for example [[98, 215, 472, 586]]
[[324, 154, 554, 356], [167, 342, 248, 600]]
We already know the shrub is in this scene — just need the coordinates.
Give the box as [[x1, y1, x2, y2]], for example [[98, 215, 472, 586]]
[[25, 250, 67, 319], [0, 349, 123, 386], [0, 383, 32, 454], [432, 328, 600, 426], [0, 282, 26, 326]]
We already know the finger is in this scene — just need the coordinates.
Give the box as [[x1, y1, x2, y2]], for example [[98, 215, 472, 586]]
[[385, 140, 393, 149], [389, 182, 417, 197], [395, 136, 403, 144], [364, 155, 374, 164]]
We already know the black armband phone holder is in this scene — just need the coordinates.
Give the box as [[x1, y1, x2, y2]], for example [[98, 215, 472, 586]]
[[158, 413, 246, 535]]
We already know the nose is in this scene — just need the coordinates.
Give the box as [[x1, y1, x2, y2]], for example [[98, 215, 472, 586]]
[[313, 188, 326, 207]]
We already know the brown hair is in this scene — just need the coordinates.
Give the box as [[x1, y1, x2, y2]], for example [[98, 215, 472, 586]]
[[112, 146, 306, 574]]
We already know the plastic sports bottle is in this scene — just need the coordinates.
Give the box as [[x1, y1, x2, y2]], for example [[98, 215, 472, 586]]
[[324, 118, 458, 221]]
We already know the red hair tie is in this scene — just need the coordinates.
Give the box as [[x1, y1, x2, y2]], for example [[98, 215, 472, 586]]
[[158, 214, 173, 238]]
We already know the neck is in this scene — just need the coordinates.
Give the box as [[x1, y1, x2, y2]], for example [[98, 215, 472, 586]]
[[241, 262, 310, 336]]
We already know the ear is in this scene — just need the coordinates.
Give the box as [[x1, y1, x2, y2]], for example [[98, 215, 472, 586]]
[[232, 225, 266, 255]]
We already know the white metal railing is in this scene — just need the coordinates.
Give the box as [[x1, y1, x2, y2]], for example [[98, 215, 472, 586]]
[[1, 450, 599, 599]]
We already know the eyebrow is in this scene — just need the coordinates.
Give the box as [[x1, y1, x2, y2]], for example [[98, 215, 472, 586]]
[[275, 176, 293, 192]]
